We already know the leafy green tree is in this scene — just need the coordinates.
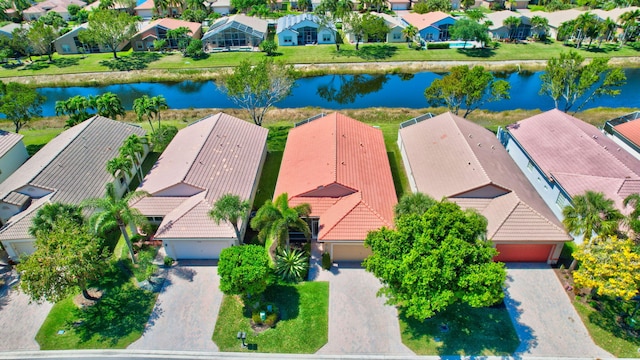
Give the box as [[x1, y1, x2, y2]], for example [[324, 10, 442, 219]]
[[11, 27, 33, 60], [55, 95, 94, 127], [623, 193, 640, 238], [153, 39, 168, 52], [28, 203, 85, 238], [619, 9, 640, 48], [297, 0, 311, 10], [218, 58, 294, 126], [540, 51, 626, 114], [218, 245, 271, 300], [94, 92, 125, 119], [402, 24, 418, 47], [449, 18, 489, 46], [315, 0, 350, 50], [465, 8, 485, 22], [18, 218, 108, 302], [83, 182, 149, 264], [181, 8, 207, 22], [364, 200, 506, 319], [27, 21, 58, 62], [394, 192, 436, 219], [573, 236, 640, 300], [361, 13, 389, 43], [413, 0, 451, 13], [598, 17, 617, 48], [0, 81, 45, 133], [39, 11, 68, 28], [231, 0, 266, 12], [259, 40, 278, 56], [154, 0, 169, 15], [250, 193, 311, 262], [210, 193, 251, 242], [81, 10, 138, 59], [185, 39, 206, 59], [424, 65, 510, 118], [275, 248, 308, 282], [119, 134, 146, 183], [344, 12, 365, 50], [166, 26, 192, 52], [106, 155, 133, 184]]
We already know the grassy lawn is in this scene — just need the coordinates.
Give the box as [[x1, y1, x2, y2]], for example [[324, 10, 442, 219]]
[[35, 259, 157, 349], [212, 281, 329, 353], [573, 296, 640, 357], [1, 40, 638, 79], [253, 124, 290, 209], [399, 303, 520, 356]]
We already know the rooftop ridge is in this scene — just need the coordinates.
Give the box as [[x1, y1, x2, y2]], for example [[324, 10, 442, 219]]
[[451, 113, 493, 188]]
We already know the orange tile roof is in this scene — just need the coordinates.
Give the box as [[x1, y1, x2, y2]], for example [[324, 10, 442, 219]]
[[274, 113, 397, 241], [401, 11, 452, 30], [614, 119, 640, 147]]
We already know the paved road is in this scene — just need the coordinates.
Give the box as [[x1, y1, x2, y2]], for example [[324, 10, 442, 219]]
[[504, 263, 612, 358], [315, 264, 414, 356], [128, 263, 221, 352], [0, 271, 53, 351]]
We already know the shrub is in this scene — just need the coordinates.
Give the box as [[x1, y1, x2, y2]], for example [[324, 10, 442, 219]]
[[260, 40, 278, 56], [264, 312, 278, 327], [185, 39, 207, 59], [321, 252, 332, 270], [427, 42, 450, 49], [275, 248, 309, 282], [163, 256, 174, 267]]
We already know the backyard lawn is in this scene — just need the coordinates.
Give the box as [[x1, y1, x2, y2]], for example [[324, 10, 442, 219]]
[[399, 302, 520, 356], [212, 281, 329, 353]]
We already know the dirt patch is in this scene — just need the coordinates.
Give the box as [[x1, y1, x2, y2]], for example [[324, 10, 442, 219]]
[[73, 288, 103, 308]]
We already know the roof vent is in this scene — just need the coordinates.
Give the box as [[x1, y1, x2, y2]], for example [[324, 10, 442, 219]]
[[341, 161, 345, 165], [477, 143, 481, 147], [592, 135, 598, 139], [617, 148, 621, 151], [360, 143, 364, 147], [468, 134, 472, 138], [604, 146, 608, 150], [491, 145, 495, 150]]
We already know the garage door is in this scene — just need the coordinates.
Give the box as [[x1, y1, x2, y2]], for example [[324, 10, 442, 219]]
[[11, 241, 35, 258], [166, 240, 232, 260], [495, 244, 553, 262], [331, 243, 372, 262]]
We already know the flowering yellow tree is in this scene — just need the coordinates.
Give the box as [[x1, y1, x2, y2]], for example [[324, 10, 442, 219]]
[[573, 236, 640, 300]]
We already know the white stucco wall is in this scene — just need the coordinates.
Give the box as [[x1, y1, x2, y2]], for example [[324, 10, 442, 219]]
[[0, 142, 29, 183]]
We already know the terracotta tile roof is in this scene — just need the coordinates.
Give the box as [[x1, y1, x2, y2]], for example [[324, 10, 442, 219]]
[[135, 18, 201, 38], [134, 0, 154, 9], [400, 112, 570, 243], [275, 113, 397, 242], [0, 131, 23, 158], [134, 113, 268, 240], [23, 0, 85, 13], [507, 109, 640, 213], [614, 118, 640, 147], [401, 11, 452, 30]]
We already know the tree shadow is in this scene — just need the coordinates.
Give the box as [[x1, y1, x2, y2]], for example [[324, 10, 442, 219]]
[[26, 143, 46, 156], [171, 266, 196, 282], [503, 273, 538, 356], [20, 61, 50, 71], [99, 52, 163, 71], [586, 295, 640, 346], [52, 57, 80, 68], [387, 151, 404, 199], [335, 44, 397, 60], [262, 284, 300, 321], [455, 48, 496, 58]]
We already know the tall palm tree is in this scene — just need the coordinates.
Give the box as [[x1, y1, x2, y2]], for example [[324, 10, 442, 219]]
[[250, 193, 311, 261], [530, 15, 549, 40], [402, 24, 418, 48], [120, 134, 146, 183], [133, 95, 168, 135], [154, 0, 170, 16], [29, 202, 85, 237], [106, 155, 133, 185], [465, 9, 486, 23], [82, 183, 149, 263], [623, 193, 640, 238], [503, 16, 521, 41], [618, 9, 639, 48], [598, 17, 617, 48], [573, 12, 597, 49], [94, 92, 125, 119], [210, 193, 250, 242]]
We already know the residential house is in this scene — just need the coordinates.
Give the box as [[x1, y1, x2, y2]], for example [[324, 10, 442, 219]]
[[603, 111, 640, 161], [0, 116, 147, 260], [531, 9, 583, 39], [54, 23, 129, 54], [401, 11, 456, 42], [134, 0, 155, 19], [399, 112, 571, 263], [276, 13, 336, 46], [274, 113, 397, 262], [204, 0, 233, 15], [131, 113, 268, 260], [202, 14, 267, 50], [131, 18, 202, 51], [485, 11, 533, 40], [0, 131, 29, 184], [22, 0, 86, 21], [84, 0, 135, 13], [387, 0, 411, 11], [498, 109, 640, 242], [345, 12, 407, 43], [0, 23, 27, 39]]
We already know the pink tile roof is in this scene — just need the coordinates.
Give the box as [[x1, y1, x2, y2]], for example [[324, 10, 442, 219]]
[[134, 0, 154, 9], [134, 113, 268, 240], [507, 109, 640, 213], [274, 113, 397, 241], [614, 119, 640, 147], [23, 0, 85, 13], [401, 11, 452, 30], [399, 112, 570, 243], [135, 18, 202, 38]]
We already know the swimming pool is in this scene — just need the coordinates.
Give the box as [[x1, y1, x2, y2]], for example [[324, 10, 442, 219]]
[[448, 41, 482, 49]]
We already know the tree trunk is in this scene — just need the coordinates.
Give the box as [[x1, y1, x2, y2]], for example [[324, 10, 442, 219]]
[[113, 48, 119, 60], [568, 258, 577, 271], [120, 223, 137, 264], [232, 223, 242, 244], [82, 288, 99, 301], [285, 232, 290, 251]]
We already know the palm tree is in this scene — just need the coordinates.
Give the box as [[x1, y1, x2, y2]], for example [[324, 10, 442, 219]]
[[394, 192, 436, 218], [402, 24, 418, 48], [133, 95, 168, 134], [82, 183, 149, 263], [185, 0, 204, 11], [150, 95, 168, 131], [120, 134, 146, 183], [503, 16, 521, 41], [106, 155, 133, 184], [573, 12, 597, 49], [297, 0, 311, 11], [209, 193, 250, 242], [530, 16, 549, 41], [154, 0, 170, 16], [94, 92, 125, 119], [598, 17, 617, 48], [29, 203, 85, 237], [465, 9, 486, 23], [623, 193, 640, 239], [618, 9, 639, 48], [250, 193, 311, 261]]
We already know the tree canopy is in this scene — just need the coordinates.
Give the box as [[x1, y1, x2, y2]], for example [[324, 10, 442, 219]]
[[449, 18, 489, 46], [0, 81, 45, 133], [210, 193, 250, 242], [364, 200, 506, 319], [29, 203, 85, 238], [424, 65, 510, 118], [218, 58, 294, 126], [218, 245, 271, 298], [18, 218, 108, 303], [27, 20, 59, 61], [562, 190, 623, 245], [394, 192, 436, 219], [80, 10, 138, 59], [540, 51, 626, 114]]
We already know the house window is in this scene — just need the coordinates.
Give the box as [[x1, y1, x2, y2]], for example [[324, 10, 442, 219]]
[[136, 41, 144, 50], [322, 33, 331, 42], [556, 193, 569, 209], [393, 32, 401, 40], [61, 44, 71, 53], [526, 160, 534, 172], [283, 36, 292, 43], [425, 33, 433, 41]]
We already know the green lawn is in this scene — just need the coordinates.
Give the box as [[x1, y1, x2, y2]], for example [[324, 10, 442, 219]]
[[212, 281, 329, 353], [573, 298, 640, 358], [399, 303, 520, 356], [35, 260, 157, 349], [2, 40, 639, 80]]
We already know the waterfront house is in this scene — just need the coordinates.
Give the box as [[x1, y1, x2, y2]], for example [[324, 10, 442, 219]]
[[22, 0, 86, 21], [202, 14, 267, 51], [485, 11, 533, 40], [0, 131, 28, 184], [55, 23, 129, 54], [131, 18, 202, 51], [345, 12, 406, 43], [401, 11, 456, 42], [603, 111, 640, 161], [276, 14, 336, 46]]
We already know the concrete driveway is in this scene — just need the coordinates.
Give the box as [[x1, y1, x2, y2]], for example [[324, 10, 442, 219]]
[[504, 263, 612, 358], [0, 270, 53, 351], [128, 262, 221, 351], [315, 264, 414, 356]]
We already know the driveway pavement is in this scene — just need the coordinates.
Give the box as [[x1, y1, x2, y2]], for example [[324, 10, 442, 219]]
[[504, 263, 612, 358], [128, 262, 221, 351], [315, 263, 414, 356], [0, 270, 53, 351]]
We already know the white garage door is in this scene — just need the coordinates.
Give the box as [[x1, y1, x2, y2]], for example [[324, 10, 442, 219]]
[[331, 243, 372, 262], [11, 241, 36, 258], [167, 240, 232, 260]]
